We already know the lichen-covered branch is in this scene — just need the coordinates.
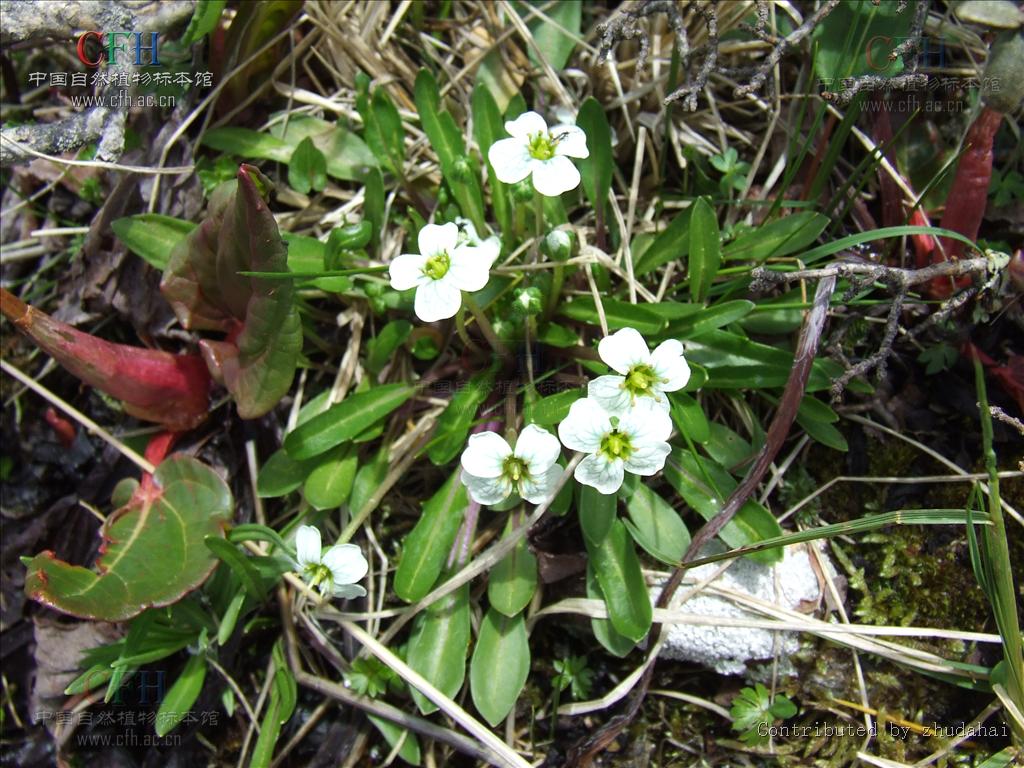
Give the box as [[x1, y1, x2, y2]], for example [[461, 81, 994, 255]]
[[0, 0, 194, 165], [751, 255, 1000, 398]]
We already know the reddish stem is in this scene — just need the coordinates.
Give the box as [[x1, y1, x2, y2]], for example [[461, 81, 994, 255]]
[[44, 407, 76, 448], [1, 288, 211, 431], [139, 431, 178, 495]]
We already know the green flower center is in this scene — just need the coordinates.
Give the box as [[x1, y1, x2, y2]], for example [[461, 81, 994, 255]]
[[503, 455, 530, 483], [599, 430, 633, 461], [527, 132, 557, 161], [624, 363, 659, 396], [423, 251, 451, 280], [304, 563, 332, 593]]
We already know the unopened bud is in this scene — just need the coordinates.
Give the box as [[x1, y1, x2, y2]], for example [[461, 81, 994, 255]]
[[452, 156, 473, 183], [513, 286, 543, 317], [511, 180, 534, 203], [543, 229, 573, 261]]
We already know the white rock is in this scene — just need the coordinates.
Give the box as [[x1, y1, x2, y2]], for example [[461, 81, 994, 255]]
[[654, 545, 826, 675]]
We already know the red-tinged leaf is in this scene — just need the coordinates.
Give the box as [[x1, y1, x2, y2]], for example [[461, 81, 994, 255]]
[[24, 454, 232, 621], [0, 288, 210, 431], [938, 107, 1001, 261], [161, 164, 302, 418]]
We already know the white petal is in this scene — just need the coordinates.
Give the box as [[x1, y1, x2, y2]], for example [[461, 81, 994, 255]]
[[504, 111, 548, 139], [418, 222, 458, 258], [446, 248, 491, 292], [455, 217, 480, 245], [650, 339, 690, 392], [480, 236, 502, 266], [519, 462, 562, 504], [575, 453, 624, 494], [332, 583, 367, 599], [488, 138, 533, 185], [553, 124, 589, 159], [531, 155, 581, 197], [461, 431, 512, 478], [461, 470, 513, 506], [624, 441, 671, 476], [618, 400, 673, 445], [597, 327, 650, 374], [414, 279, 462, 322], [295, 525, 322, 567], [514, 424, 561, 472], [557, 397, 611, 453], [389, 253, 429, 291], [322, 543, 369, 584], [587, 375, 631, 417]]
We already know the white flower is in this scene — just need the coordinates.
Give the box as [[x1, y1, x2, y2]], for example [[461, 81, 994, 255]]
[[588, 327, 690, 417], [557, 397, 672, 494], [389, 222, 495, 322], [460, 424, 562, 506], [487, 111, 589, 197], [294, 525, 368, 599], [455, 216, 501, 265]]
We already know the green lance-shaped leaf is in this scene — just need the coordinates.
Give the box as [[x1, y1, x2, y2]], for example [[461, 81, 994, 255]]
[[394, 471, 467, 603], [24, 455, 232, 621], [284, 384, 414, 460], [664, 449, 784, 564], [586, 519, 652, 642], [111, 214, 197, 271], [356, 75, 406, 178], [623, 483, 691, 566], [470, 608, 530, 726], [661, 300, 755, 341], [722, 212, 829, 263], [428, 363, 498, 466], [302, 444, 357, 510], [578, 483, 617, 548], [365, 319, 412, 375], [414, 68, 487, 233], [471, 85, 511, 234], [688, 197, 721, 303], [668, 392, 710, 444], [526, 0, 581, 70], [488, 516, 538, 617], [407, 584, 471, 715], [368, 716, 422, 765], [160, 164, 302, 418], [576, 98, 612, 220], [288, 136, 327, 194], [634, 206, 693, 276], [586, 563, 636, 657], [202, 118, 377, 182], [558, 296, 666, 335], [256, 448, 314, 498], [524, 387, 583, 426], [155, 650, 208, 737], [350, 445, 389, 516]]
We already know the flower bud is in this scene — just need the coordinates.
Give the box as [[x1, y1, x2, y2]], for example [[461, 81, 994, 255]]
[[511, 180, 534, 203], [543, 229, 573, 261], [451, 155, 473, 183], [513, 286, 543, 317]]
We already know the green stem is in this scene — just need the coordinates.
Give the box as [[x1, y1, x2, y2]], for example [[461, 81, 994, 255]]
[[544, 264, 565, 321], [455, 306, 483, 356], [974, 357, 1024, 730], [464, 294, 507, 357], [533, 192, 544, 256]]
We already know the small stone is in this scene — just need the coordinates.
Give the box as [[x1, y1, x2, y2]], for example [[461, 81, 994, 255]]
[[654, 544, 831, 675]]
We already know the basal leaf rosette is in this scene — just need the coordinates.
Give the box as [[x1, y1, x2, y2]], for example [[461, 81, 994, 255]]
[[24, 455, 233, 621], [160, 165, 302, 418]]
